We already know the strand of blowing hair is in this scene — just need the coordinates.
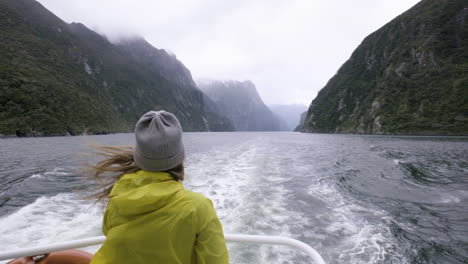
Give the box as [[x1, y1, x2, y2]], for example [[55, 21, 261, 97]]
[[84, 144, 184, 201]]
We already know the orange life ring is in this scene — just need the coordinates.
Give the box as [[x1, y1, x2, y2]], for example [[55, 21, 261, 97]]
[[7, 250, 93, 264]]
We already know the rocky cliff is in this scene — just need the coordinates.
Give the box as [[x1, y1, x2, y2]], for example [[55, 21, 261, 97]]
[[302, 0, 468, 135], [294, 111, 308, 132], [198, 80, 285, 131], [0, 0, 232, 136]]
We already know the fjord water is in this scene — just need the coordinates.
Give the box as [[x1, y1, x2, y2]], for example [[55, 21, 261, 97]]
[[0, 133, 467, 264]]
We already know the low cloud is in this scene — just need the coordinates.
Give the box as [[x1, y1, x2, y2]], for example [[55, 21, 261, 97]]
[[38, 0, 420, 105]]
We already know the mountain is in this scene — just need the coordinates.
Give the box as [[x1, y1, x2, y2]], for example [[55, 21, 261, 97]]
[[294, 111, 308, 132], [269, 104, 308, 131], [0, 0, 232, 136], [198, 80, 285, 131], [115, 37, 197, 89], [302, 0, 468, 135]]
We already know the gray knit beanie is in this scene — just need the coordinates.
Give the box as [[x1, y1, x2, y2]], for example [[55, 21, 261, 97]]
[[134, 111, 185, 171]]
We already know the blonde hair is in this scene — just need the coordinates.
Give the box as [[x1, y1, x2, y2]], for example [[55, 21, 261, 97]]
[[85, 144, 184, 201]]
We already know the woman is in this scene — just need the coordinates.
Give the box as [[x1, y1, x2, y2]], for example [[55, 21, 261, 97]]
[[89, 111, 229, 264]]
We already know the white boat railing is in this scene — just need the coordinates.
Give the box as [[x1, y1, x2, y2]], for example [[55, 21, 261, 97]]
[[0, 234, 326, 264]]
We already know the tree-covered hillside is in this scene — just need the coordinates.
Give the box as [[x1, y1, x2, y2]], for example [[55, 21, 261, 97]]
[[302, 0, 468, 135], [0, 0, 232, 136]]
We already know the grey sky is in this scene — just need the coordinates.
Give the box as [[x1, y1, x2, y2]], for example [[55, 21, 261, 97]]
[[37, 0, 420, 105]]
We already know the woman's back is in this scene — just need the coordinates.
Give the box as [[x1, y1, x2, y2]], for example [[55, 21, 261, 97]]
[[89, 111, 229, 264], [91, 170, 228, 264]]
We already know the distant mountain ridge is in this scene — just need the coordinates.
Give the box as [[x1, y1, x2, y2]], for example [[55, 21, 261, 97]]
[[269, 104, 308, 131], [198, 80, 285, 131], [115, 37, 197, 89], [0, 0, 233, 136], [302, 0, 467, 135]]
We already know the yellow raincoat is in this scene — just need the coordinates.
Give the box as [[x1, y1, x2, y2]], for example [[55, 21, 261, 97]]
[[91, 170, 229, 264]]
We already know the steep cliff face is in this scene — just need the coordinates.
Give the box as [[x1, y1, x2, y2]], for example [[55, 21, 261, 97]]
[[303, 0, 468, 135], [294, 111, 308, 132], [198, 80, 284, 131], [0, 0, 232, 135], [113, 38, 234, 131]]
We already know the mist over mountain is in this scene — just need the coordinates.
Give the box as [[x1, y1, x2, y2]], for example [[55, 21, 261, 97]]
[[114, 37, 197, 89], [111, 37, 234, 132], [0, 0, 232, 135], [269, 104, 308, 131], [198, 80, 285, 131], [302, 0, 468, 135]]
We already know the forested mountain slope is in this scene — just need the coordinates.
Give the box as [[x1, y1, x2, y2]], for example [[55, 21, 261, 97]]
[[0, 0, 232, 136], [302, 0, 467, 135]]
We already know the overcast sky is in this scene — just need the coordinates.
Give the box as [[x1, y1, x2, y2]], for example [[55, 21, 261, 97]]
[[37, 0, 420, 105]]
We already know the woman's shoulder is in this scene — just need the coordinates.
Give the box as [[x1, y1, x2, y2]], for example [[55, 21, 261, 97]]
[[179, 190, 217, 215], [181, 191, 219, 228], [181, 190, 213, 204]]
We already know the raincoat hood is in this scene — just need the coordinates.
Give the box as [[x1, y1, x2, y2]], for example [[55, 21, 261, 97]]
[[109, 170, 183, 217]]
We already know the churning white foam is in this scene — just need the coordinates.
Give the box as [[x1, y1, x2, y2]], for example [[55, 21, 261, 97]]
[[439, 194, 461, 204], [29, 168, 73, 179], [307, 178, 405, 263], [0, 193, 103, 263], [44, 168, 73, 176], [185, 140, 307, 263], [30, 173, 44, 179]]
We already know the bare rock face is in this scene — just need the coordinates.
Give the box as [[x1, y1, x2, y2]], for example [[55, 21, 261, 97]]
[[198, 80, 285, 131], [302, 0, 468, 135]]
